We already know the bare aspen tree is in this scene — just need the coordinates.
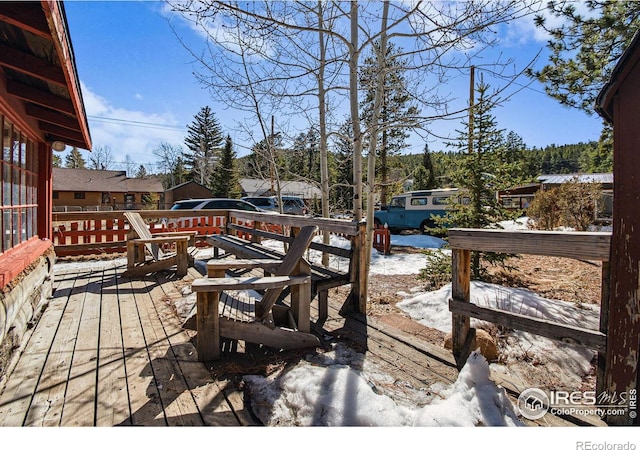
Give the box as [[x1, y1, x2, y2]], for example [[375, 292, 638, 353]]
[[364, 1, 389, 271], [167, 0, 538, 307], [88, 145, 114, 170]]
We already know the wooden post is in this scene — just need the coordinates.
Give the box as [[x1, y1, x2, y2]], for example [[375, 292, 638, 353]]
[[343, 220, 367, 315], [356, 220, 368, 314], [176, 239, 188, 277], [197, 290, 220, 361], [451, 248, 474, 368], [596, 261, 610, 399], [290, 260, 312, 333]]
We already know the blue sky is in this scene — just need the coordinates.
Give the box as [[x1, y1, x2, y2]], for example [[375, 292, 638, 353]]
[[62, 1, 605, 172]]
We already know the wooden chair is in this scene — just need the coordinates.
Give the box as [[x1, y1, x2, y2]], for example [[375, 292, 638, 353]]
[[122, 211, 198, 278], [191, 225, 321, 361]]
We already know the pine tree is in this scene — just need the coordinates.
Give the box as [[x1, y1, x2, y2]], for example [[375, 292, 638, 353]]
[[331, 119, 354, 212], [211, 135, 241, 198], [440, 78, 522, 278], [530, 1, 640, 114], [360, 41, 419, 205], [184, 106, 224, 187], [135, 165, 148, 178], [413, 143, 437, 190], [65, 147, 86, 168]]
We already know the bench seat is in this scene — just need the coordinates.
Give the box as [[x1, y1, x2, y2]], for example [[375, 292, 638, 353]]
[[207, 234, 350, 320]]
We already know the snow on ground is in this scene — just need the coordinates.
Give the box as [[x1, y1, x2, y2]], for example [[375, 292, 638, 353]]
[[245, 345, 523, 426], [396, 281, 598, 390]]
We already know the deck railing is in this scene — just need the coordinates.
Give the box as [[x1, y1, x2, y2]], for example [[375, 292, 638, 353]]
[[52, 210, 227, 257], [447, 227, 611, 393], [52, 209, 368, 312]]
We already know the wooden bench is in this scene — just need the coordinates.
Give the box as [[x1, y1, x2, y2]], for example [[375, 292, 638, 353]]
[[206, 213, 355, 320], [192, 225, 321, 361]]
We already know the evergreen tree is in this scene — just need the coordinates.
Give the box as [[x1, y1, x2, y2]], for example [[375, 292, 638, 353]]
[[135, 164, 148, 178], [171, 156, 188, 188], [360, 41, 419, 205], [287, 128, 320, 182], [530, 1, 640, 114], [331, 119, 354, 212], [439, 78, 521, 278], [413, 143, 437, 190], [65, 147, 86, 169], [184, 106, 224, 187], [211, 135, 241, 198], [53, 154, 62, 168]]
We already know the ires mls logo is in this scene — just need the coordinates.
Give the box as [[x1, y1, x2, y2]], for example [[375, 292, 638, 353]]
[[517, 388, 549, 420], [517, 387, 635, 420]]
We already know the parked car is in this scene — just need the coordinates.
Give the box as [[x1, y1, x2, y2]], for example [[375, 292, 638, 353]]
[[281, 196, 308, 216], [241, 196, 279, 212], [170, 198, 265, 212], [374, 189, 459, 234], [163, 197, 272, 228], [242, 195, 309, 216]]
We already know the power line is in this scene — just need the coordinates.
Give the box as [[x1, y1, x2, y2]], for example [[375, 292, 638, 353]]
[[88, 115, 186, 131]]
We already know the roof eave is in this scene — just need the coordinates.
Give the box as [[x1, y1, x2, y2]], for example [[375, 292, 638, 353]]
[[41, 0, 91, 150]]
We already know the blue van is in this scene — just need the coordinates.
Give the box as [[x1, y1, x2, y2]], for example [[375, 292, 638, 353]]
[[374, 189, 459, 234]]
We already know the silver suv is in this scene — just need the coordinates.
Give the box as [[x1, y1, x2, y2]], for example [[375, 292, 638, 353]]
[[241, 196, 279, 212], [242, 195, 308, 215], [281, 196, 308, 215]]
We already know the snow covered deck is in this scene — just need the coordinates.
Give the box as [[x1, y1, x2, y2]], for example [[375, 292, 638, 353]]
[[0, 255, 598, 427]]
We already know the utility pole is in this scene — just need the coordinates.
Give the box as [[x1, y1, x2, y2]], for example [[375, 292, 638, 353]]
[[468, 65, 475, 154]]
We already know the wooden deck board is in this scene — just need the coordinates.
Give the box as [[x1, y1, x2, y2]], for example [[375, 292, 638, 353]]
[[60, 267, 104, 426], [24, 267, 90, 426], [0, 272, 77, 426], [95, 264, 131, 426], [120, 276, 166, 426], [153, 273, 244, 426], [0, 258, 589, 427], [137, 276, 204, 426]]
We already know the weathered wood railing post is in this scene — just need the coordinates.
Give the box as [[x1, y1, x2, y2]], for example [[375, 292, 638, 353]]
[[344, 220, 368, 315], [451, 248, 473, 368], [596, 261, 611, 398]]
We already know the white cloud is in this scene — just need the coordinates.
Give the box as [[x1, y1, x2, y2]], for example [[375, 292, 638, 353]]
[[78, 82, 185, 170], [503, 0, 600, 46]]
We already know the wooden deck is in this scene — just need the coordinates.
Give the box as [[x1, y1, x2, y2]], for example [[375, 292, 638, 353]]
[[0, 256, 597, 427]]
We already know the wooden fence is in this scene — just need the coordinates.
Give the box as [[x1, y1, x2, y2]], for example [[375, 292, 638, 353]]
[[51, 209, 368, 313], [447, 228, 611, 395], [52, 210, 228, 256]]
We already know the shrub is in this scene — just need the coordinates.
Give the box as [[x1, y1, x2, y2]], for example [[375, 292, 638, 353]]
[[527, 188, 560, 230], [419, 249, 452, 290], [528, 179, 602, 231]]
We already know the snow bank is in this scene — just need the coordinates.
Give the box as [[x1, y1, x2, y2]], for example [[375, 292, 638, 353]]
[[244, 345, 523, 427]]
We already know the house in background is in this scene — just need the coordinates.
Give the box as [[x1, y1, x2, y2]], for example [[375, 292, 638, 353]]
[[0, 2, 91, 373], [498, 172, 614, 221], [239, 177, 322, 200], [53, 167, 164, 210], [163, 180, 213, 208]]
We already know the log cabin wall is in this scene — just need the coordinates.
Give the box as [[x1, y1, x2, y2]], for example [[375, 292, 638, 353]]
[[0, 1, 91, 383]]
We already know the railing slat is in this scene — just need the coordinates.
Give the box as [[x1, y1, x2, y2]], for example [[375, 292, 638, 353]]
[[449, 299, 607, 352], [448, 228, 611, 261]]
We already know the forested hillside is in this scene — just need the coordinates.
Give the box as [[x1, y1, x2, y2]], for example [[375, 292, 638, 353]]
[[235, 139, 611, 199]]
